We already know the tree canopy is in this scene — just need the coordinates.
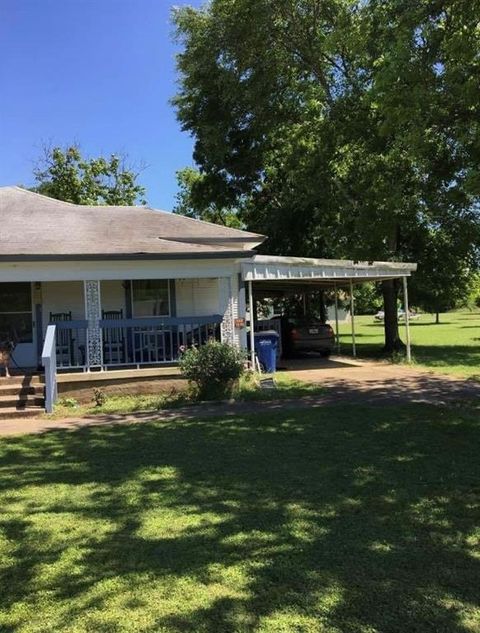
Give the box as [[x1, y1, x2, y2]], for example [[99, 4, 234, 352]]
[[33, 145, 146, 206], [173, 0, 480, 350], [174, 167, 242, 227]]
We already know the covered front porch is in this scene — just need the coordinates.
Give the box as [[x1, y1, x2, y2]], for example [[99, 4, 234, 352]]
[[0, 276, 233, 372], [46, 278, 227, 371]]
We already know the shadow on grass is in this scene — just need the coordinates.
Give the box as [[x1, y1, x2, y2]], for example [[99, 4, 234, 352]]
[[0, 404, 479, 632]]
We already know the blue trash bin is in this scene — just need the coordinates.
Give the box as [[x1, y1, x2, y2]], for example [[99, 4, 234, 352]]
[[253, 331, 279, 373]]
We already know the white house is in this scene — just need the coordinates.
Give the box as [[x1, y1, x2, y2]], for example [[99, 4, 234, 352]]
[[0, 186, 264, 371], [0, 186, 417, 410]]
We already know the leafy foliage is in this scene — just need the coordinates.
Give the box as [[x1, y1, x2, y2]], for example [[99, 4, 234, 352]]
[[179, 341, 245, 399], [172, 0, 480, 350], [467, 274, 480, 309], [33, 145, 146, 205], [351, 283, 383, 315], [409, 227, 476, 321], [174, 167, 243, 227]]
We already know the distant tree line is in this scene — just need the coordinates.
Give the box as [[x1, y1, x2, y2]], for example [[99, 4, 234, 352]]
[[32, 144, 146, 206]]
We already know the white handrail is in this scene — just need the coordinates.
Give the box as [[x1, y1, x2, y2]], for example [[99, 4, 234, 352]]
[[41, 324, 57, 413]]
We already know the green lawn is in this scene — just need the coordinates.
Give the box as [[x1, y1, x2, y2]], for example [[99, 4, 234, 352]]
[[338, 310, 480, 379], [53, 374, 326, 418], [1, 404, 479, 632]]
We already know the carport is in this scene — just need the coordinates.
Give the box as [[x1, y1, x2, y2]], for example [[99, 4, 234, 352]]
[[240, 255, 417, 368]]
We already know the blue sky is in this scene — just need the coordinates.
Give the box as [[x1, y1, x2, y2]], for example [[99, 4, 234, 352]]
[[0, 0, 202, 210]]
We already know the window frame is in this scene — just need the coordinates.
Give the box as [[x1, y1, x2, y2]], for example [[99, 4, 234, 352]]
[[131, 279, 171, 319], [0, 282, 33, 343]]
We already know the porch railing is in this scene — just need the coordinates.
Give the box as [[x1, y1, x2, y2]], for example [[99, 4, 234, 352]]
[[100, 315, 222, 368], [41, 324, 57, 413], [53, 319, 88, 369], [47, 315, 223, 371]]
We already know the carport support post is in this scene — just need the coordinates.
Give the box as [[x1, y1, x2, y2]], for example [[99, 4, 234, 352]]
[[334, 282, 340, 353], [248, 280, 256, 371], [403, 275, 412, 363], [349, 279, 356, 357]]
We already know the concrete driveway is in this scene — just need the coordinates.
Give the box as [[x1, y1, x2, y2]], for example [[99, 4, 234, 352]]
[[282, 356, 480, 404]]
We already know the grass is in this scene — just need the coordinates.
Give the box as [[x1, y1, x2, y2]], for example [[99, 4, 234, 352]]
[[338, 310, 480, 379], [50, 309, 478, 418], [52, 374, 325, 418], [232, 372, 325, 401], [55, 390, 190, 417], [1, 403, 479, 632]]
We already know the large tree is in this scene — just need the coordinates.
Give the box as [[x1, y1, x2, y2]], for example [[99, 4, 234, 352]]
[[33, 145, 146, 206], [173, 0, 480, 352], [409, 225, 477, 323], [174, 166, 242, 227]]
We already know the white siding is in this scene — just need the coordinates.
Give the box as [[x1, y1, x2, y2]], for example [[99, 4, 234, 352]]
[[0, 258, 241, 283], [41, 280, 127, 330], [175, 278, 220, 317], [41, 281, 85, 333], [101, 280, 126, 315], [42, 278, 227, 328]]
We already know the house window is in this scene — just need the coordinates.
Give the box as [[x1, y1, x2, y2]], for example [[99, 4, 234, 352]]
[[0, 282, 33, 343], [132, 280, 170, 317]]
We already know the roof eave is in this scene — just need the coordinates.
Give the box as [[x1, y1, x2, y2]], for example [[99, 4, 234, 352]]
[[0, 250, 257, 262], [161, 235, 266, 245]]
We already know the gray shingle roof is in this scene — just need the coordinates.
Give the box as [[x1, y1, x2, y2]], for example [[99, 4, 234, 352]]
[[0, 187, 264, 259]]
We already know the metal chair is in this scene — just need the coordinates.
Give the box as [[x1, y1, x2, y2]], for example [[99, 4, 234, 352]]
[[49, 312, 75, 367], [102, 309, 126, 365]]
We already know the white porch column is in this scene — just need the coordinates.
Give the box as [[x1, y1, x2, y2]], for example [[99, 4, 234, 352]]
[[84, 280, 103, 369], [403, 275, 412, 363], [349, 279, 356, 357], [219, 277, 236, 346], [237, 275, 248, 350], [248, 280, 256, 370], [334, 282, 340, 354]]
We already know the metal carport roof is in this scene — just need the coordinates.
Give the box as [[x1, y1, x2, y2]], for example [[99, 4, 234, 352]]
[[241, 255, 417, 288], [241, 254, 418, 366]]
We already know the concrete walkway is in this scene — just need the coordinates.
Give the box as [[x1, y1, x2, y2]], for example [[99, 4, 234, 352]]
[[0, 358, 478, 437]]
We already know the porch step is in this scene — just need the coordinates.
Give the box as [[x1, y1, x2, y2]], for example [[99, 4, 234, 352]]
[[0, 407, 43, 420], [0, 383, 44, 397], [0, 376, 44, 419], [0, 375, 42, 387], [0, 394, 44, 407]]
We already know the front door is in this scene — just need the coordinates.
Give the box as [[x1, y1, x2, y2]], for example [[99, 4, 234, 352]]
[[0, 282, 37, 369]]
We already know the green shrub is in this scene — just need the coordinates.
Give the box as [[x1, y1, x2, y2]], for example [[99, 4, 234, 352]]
[[179, 341, 244, 400], [92, 387, 107, 407], [57, 397, 79, 409]]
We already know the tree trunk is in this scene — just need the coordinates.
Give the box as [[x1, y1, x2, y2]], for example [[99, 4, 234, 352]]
[[435, 311, 440, 324], [382, 279, 404, 353]]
